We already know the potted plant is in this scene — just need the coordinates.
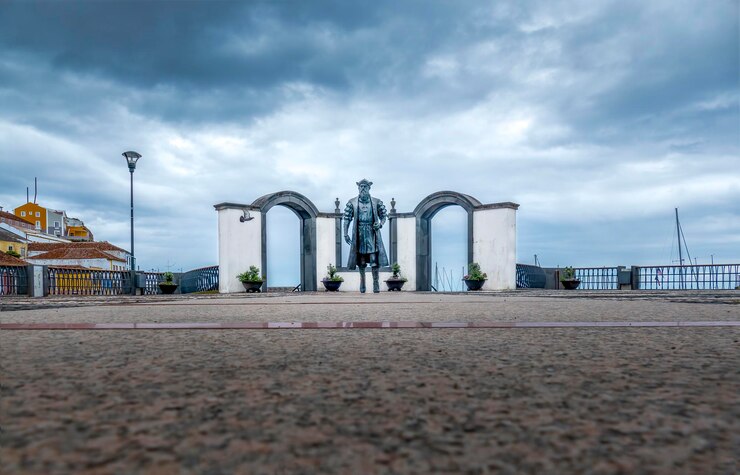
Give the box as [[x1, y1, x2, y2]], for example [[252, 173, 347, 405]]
[[237, 265, 264, 293], [158, 271, 178, 294], [463, 262, 487, 291], [560, 266, 581, 290], [385, 262, 407, 291], [322, 264, 344, 291]]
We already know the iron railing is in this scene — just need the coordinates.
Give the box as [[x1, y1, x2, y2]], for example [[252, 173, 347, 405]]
[[180, 265, 219, 294], [142, 272, 165, 295], [516, 264, 546, 289], [0, 265, 28, 296], [571, 267, 619, 290], [635, 264, 740, 290], [47, 267, 131, 296]]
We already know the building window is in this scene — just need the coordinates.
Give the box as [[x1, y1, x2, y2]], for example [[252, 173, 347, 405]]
[[54, 221, 60, 227], [35, 221, 41, 229], [21, 211, 26, 217], [36, 211, 41, 217], [7, 246, 11, 251]]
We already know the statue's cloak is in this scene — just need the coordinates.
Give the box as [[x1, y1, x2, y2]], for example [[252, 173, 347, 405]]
[[345, 196, 389, 270]]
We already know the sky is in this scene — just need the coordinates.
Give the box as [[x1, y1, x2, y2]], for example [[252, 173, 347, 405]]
[[0, 0, 738, 283]]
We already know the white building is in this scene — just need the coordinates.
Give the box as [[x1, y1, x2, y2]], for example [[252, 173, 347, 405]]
[[27, 242, 131, 270], [27, 247, 127, 270]]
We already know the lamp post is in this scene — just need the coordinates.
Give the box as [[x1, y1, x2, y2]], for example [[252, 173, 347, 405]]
[[122, 151, 141, 295]]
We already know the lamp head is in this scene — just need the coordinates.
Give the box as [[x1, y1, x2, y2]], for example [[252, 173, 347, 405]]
[[122, 151, 142, 171]]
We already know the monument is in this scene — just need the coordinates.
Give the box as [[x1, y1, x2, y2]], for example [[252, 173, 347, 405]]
[[343, 179, 389, 293], [215, 188, 518, 293]]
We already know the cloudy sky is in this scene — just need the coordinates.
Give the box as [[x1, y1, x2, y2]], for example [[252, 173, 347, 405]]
[[0, 0, 737, 283]]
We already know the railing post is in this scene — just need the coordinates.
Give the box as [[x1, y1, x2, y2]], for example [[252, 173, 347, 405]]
[[26, 265, 34, 297], [617, 266, 632, 290], [174, 272, 182, 294], [631, 266, 640, 290], [26, 265, 47, 297], [134, 271, 144, 295]]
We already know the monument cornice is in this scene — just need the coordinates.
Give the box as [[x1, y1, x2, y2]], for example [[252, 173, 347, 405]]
[[475, 202, 520, 211], [213, 202, 261, 211]]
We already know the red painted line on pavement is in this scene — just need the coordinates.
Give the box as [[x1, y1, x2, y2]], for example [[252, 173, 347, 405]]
[[1, 321, 738, 330]]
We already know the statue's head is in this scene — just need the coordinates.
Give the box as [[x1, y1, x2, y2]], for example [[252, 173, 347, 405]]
[[356, 179, 372, 200]]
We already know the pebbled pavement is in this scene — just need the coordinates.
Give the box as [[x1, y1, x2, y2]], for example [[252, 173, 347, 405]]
[[1, 292, 738, 474]]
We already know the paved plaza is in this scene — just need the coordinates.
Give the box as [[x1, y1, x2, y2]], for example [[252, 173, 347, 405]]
[[1, 291, 738, 474]]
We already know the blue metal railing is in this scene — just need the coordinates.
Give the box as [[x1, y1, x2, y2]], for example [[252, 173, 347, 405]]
[[142, 272, 165, 295], [516, 264, 546, 289], [634, 264, 740, 290], [572, 267, 619, 290], [180, 265, 219, 294], [47, 267, 132, 295], [0, 265, 28, 296]]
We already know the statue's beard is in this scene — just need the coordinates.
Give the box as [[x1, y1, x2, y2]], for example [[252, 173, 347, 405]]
[[359, 190, 370, 202]]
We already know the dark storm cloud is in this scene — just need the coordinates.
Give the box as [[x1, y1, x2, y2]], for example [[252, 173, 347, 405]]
[[4, 0, 733, 141], [554, 3, 738, 147], [0, 1, 454, 90], [0, 1, 403, 125]]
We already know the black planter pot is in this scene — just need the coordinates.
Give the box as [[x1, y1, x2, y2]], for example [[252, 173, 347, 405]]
[[158, 283, 178, 294], [385, 279, 406, 291], [464, 279, 486, 291], [322, 280, 343, 291], [242, 281, 263, 293], [561, 279, 581, 290]]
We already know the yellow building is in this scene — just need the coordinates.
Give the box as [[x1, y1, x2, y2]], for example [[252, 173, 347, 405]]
[[0, 228, 29, 258], [67, 225, 93, 241], [14, 202, 46, 231]]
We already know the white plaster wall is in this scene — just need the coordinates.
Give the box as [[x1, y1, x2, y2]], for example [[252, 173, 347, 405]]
[[107, 250, 131, 262], [25, 257, 110, 269], [218, 208, 262, 293], [315, 216, 337, 285], [473, 208, 517, 290], [395, 216, 416, 290], [24, 232, 71, 243]]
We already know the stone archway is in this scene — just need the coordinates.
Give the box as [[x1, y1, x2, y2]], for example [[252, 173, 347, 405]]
[[252, 191, 319, 291], [413, 191, 482, 291]]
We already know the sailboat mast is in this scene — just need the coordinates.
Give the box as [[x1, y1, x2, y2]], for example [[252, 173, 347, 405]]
[[675, 208, 683, 266], [675, 208, 684, 289]]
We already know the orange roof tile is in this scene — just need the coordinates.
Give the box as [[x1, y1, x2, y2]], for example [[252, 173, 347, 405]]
[[0, 252, 28, 266], [28, 241, 128, 253], [28, 242, 64, 252], [31, 248, 127, 262]]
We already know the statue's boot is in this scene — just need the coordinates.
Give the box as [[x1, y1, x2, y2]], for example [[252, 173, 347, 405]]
[[372, 268, 380, 293], [359, 266, 366, 293]]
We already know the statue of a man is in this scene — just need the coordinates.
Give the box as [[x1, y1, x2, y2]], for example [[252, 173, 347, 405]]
[[344, 179, 389, 293]]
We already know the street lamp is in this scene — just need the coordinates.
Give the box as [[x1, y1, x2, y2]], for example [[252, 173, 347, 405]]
[[122, 151, 141, 295]]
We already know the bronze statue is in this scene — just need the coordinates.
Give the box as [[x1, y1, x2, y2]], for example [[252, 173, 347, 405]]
[[344, 179, 389, 293]]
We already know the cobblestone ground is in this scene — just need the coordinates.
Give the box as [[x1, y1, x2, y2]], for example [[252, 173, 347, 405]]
[[1, 290, 738, 324], [1, 292, 739, 474]]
